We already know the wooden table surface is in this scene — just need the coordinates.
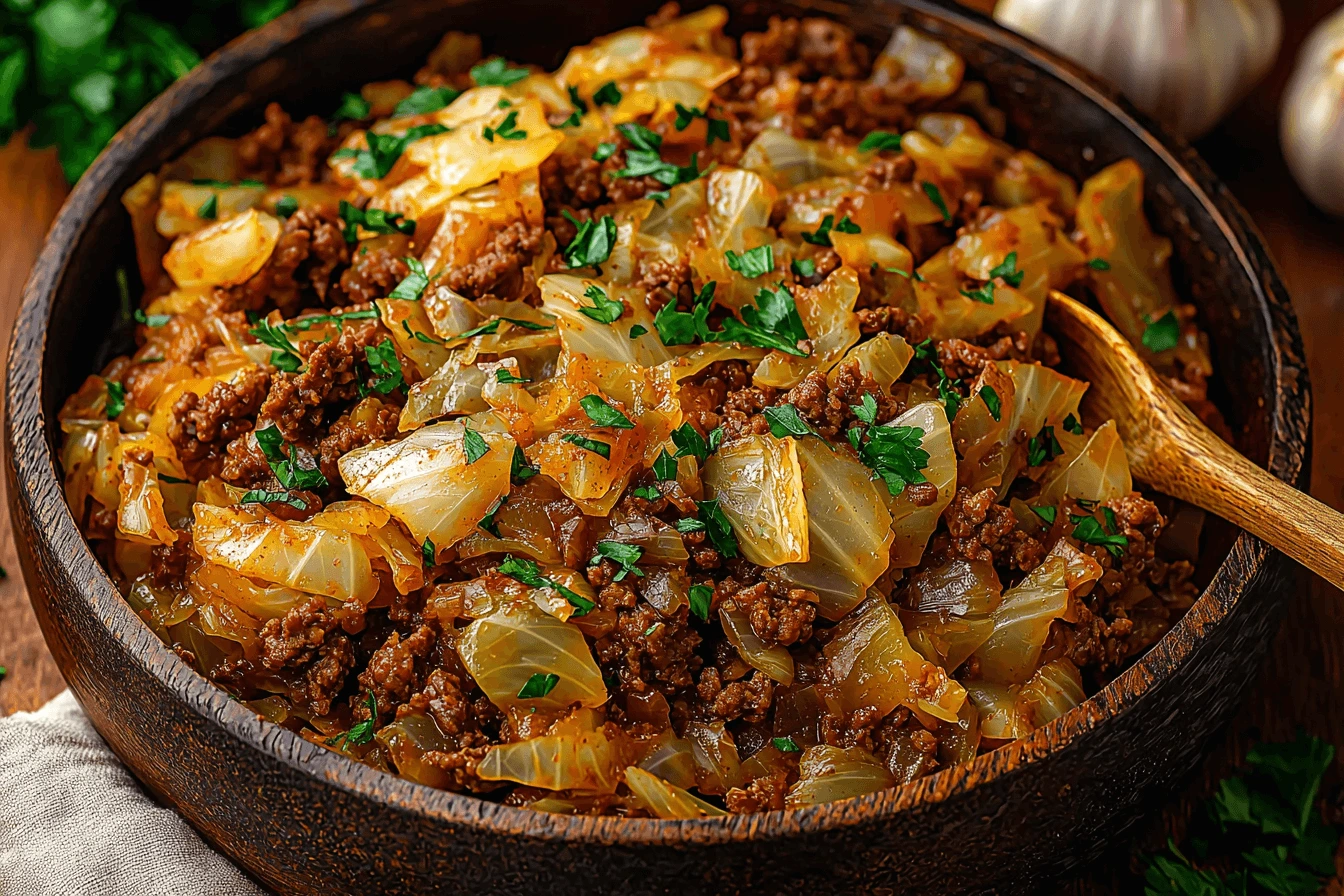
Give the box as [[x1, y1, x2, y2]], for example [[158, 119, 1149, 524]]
[[1, 2, 1342, 891]]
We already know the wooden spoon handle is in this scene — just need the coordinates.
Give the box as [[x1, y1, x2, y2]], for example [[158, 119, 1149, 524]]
[[1155, 429, 1344, 591]]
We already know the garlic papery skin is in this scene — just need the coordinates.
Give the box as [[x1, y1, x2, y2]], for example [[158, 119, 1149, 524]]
[[993, 0, 1283, 139], [1281, 7, 1344, 217]]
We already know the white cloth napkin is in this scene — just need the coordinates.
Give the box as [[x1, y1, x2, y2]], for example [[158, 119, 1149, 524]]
[[0, 690, 265, 896]]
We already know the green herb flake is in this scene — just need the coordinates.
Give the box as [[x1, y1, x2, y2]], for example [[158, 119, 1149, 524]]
[[1142, 309, 1181, 353], [333, 92, 371, 122], [250, 319, 304, 371], [562, 213, 618, 270], [422, 538, 436, 566], [253, 425, 328, 490], [592, 81, 622, 106], [1070, 512, 1127, 558], [1088, 257, 1111, 271], [326, 691, 378, 749], [1031, 505, 1057, 526], [275, 195, 299, 217], [562, 433, 611, 460], [462, 427, 490, 465], [579, 394, 635, 429], [696, 499, 737, 558], [688, 584, 714, 622], [632, 485, 661, 500], [800, 214, 860, 247], [725, 245, 774, 279], [1063, 413, 1084, 435], [495, 368, 529, 385], [517, 672, 560, 699], [654, 281, 714, 346], [511, 445, 538, 482], [988, 251, 1025, 288], [708, 283, 810, 356], [197, 194, 218, 220], [388, 257, 430, 301], [674, 517, 705, 533], [239, 489, 308, 511], [858, 130, 902, 152], [922, 181, 952, 223], [470, 57, 529, 87], [575, 283, 623, 324], [848, 419, 930, 498], [1027, 425, 1063, 467], [339, 200, 415, 243], [332, 124, 448, 180], [652, 450, 679, 481], [959, 282, 996, 305], [672, 103, 728, 143], [791, 258, 816, 278], [394, 85, 461, 117], [763, 404, 815, 439], [482, 110, 526, 142], [498, 554, 594, 615], [981, 385, 1002, 421], [104, 379, 126, 419], [772, 736, 802, 753], [478, 496, 506, 537], [363, 339, 404, 394], [590, 540, 644, 581], [592, 142, 617, 162], [133, 308, 171, 328], [670, 423, 712, 462], [628, 324, 649, 338]]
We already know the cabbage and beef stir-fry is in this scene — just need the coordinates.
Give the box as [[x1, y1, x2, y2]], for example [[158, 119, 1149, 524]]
[[60, 5, 1218, 816]]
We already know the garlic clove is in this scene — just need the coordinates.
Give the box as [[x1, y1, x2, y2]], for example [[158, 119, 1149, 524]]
[[1280, 6, 1344, 217], [994, 0, 1283, 140]]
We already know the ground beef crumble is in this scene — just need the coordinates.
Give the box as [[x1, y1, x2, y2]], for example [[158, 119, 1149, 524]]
[[168, 367, 270, 480]]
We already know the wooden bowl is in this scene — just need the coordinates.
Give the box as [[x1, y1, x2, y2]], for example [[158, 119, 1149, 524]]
[[4, 1, 1310, 893]]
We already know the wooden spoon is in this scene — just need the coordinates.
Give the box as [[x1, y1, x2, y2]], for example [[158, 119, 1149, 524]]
[[1044, 290, 1344, 591]]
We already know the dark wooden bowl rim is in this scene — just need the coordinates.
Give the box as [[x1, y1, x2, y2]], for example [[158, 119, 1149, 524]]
[[7, 0, 1306, 845]]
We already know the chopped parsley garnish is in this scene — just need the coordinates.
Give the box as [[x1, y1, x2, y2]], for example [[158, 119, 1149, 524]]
[[338, 200, 415, 242], [511, 445, 538, 482], [1088, 257, 1111, 271], [1063, 413, 1084, 435], [800, 213, 860, 247], [197, 194, 218, 220], [388, 257, 430, 300], [331, 124, 448, 179], [326, 692, 377, 749], [422, 538, 436, 566], [612, 122, 701, 187], [922, 181, 952, 222], [462, 426, 490, 464], [1027, 425, 1063, 466], [478, 496, 505, 537], [725, 245, 774, 279], [1070, 511, 1127, 557], [274, 195, 299, 217], [1032, 505, 1058, 525], [590, 541, 644, 581], [240, 489, 308, 511], [1142, 309, 1181, 353], [709, 283, 809, 356], [495, 368, 529, 385], [134, 308, 170, 328], [285, 309, 380, 333], [672, 103, 729, 143], [858, 130, 903, 152], [517, 672, 560, 699], [333, 92, 371, 122], [685, 583, 714, 622], [652, 450, 679, 481], [363, 339, 404, 395], [848, 398, 930, 497], [763, 404, 815, 439], [937, 375, 962, 419], [254, 425, 328, 490], [632, 485, 661, 500], [696, 499, 738, 558], [989, 251, 1025, 288], [576, 283, 624, 323], [629, 324, 648, 338], [592, 142, 617, 162], [980, 385, 1002, 421], [470, 57, 529, 86], [959, 281, 996, 305], [483, 110, 526, 142], [562, 433, 611, 460], [885, 266, 913, 278], [654, 281, 714, 346], [562, 212, 617, 269], [671, 423, 723, 462], [498, 554, 594, 615], [592, 81, 623, 106], [250, 319, 303, 372], [394, 85, 460, 117], [772, 736, 802, 753], [674, 517, 705, 533], [402, 320, 444, 345], [104, 379, 126, 419], [579, 394, 634, 429], [791, 258, 816, 278]]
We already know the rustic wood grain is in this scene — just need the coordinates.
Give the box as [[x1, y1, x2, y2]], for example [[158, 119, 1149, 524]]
[[1047, 289, 1344, 592], [0, 0, 1339, 892]]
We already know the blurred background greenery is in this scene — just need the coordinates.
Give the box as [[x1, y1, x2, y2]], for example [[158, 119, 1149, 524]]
[[0, 0, 296, 182]]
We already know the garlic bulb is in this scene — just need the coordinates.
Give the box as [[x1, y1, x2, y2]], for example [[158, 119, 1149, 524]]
[[1280, 7, 1344, 217], [994, 0, 1282, 139]]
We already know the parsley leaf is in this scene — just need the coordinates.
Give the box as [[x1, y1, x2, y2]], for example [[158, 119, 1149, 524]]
[[104, 379, 125, 419], [134, 308, 170, 328], [254, 425, 328, 490], [652, 450, 679, 481], [240, 489, 308, 511], [1032, 505, 1057, 525], [670, 423, 723, 462], [592, 142, 617, 162], [1027, 425, 1063, 466], [1070, 512, 1127, 557], [675, 517, 705, 533], [989, 251, 1025, 288], [1063, 413, 1083, 435], [632, 485, 661, 500], [388, 257, 430, 300], [517, 672, 560, 699], [763, 404, 815, 439], [394, 85, 460, 117], [197, 194, 217, 219], [562, 433, 611, 460], [696, 499, 737, 558], [326, 691, 377, 749], [688, 583, 713, 621], [478, 496, 505, 537], [590, 541, 644, 581], [848, 420, 930, 497], [338, 200, 415, 242], [333, 93, 371, 122], [772, 736, 802, 753], [483, 110, 526, 142], [858, 130, 902, 152], [249, 319, 303, 371], [654, 281, 714, 346], [577, 283, 624, 323], [725, 245, 774, 279], [959, 281, 996, 305], [629, 324, 648, 338], [462, 427, 489, 464], [981, 385, 1002, 421], [274, 195, 299, 218], [498, 554, 594, 615], [470, 57, 528, 86], [1088, 257, 1111, 271], [672, 103, 728, 143], [423, 538, 436, 566], [562, 213, 617, 269], [791, 258, 816, 278], [922, 181, 952, 222], [592, 81, 622, 106], [709, 283, 810, 356], [495, 368, 529, 385], [800, 213, 860, 247], [511, 445, 538, 482], [362, 339, 404, 394], [332, 124, 447, 179], [579, 395, 635, 429], [1143, 309, 1181, 353]]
